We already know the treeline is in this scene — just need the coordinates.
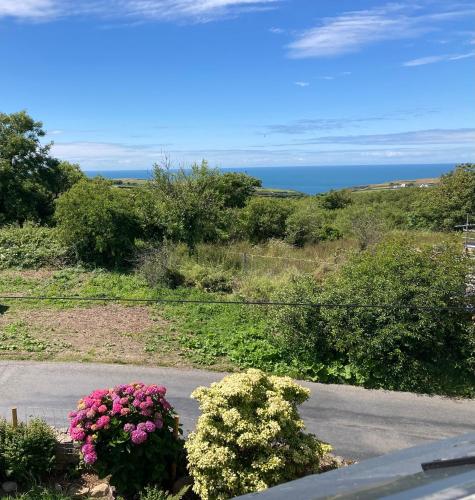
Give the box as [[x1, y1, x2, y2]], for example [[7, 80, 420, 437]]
[[1, 111, 474, 267]]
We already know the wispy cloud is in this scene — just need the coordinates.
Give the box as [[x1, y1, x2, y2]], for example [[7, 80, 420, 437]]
[[404, 51, 475, 66], [0, 0, 279, 22], [0, 0, 58, 19], [265, 109, 437, 135], [294, 81, 310, 87], [277, 128, 475, 146], [287, 3, 474, 58]]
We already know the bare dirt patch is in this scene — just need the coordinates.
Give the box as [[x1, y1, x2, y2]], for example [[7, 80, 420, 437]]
[[0, 304, 191, 366], [0, 268, 57, 280]]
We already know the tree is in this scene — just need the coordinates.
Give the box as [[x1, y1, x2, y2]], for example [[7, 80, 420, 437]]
[[215, 172, 261, 208], [319, 189, 352, 210], [0, 111, 84, 225], [413, 164, 475, 230], [55, 178, 139, 266], [147, 161, 227, 251]]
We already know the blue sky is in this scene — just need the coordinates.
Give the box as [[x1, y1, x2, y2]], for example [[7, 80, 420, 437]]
[[1, 0, 474, 169]]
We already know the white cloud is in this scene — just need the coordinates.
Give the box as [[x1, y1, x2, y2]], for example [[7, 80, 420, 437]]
[[404, 51, 475, 66], [294, 81, 310, 87], [0, 0, 279, 21], [287, 3, 474, 58], [0, 0, 57, 19]]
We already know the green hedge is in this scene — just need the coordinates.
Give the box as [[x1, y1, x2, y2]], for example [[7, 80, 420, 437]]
[[0, 224, 69, 269]]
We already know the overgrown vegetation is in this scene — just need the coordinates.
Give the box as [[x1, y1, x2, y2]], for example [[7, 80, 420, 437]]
[[1, 110, 474, 396]]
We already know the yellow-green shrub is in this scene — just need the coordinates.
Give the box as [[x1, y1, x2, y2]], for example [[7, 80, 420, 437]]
[[185, 369, 330, 500]]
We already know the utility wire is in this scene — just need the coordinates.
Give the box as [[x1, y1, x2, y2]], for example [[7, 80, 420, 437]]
[[0, 294, 472, 311]]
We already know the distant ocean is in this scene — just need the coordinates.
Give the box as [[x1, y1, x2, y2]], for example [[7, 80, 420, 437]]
[[85, 163, 454, 195]]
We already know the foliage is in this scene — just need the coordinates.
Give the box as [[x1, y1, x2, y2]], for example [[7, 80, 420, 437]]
[[239, 197, 294, 243], [320, 234, 475, 394], [214, 172, 261, 208], [0, 224, 69, 269], [139, 485, 190, 500], [319, 189, 352, 210], [135, 161, 259, 251], [336, 207, 387, 250], [3, 487, 72, 500], [0, 418, 56, 485], [285, 201, 341, 246], [55, 178, 139, 267], [414, 164, 475, 230], [186, 369, 331, 500], [68, 383, 183, 495], [136, 243, 185, 289], [0, 111, 84, 224], [181, 262, 234, 292]]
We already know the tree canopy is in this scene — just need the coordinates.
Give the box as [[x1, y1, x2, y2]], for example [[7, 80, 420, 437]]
[[0, 111, 85, 225]]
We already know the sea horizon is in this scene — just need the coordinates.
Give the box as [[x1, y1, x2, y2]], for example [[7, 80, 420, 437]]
[[84, 163, 455, 195]]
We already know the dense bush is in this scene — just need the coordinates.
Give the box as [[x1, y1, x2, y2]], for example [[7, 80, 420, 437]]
[[239, 197, 294, 243], [181, 262, 234, 292], [320, 234, 475, 394], [413, 164, 475, 230], [69, 382, 183, 496], [0, 224, 69, 269], [285, 202, 341, 246], [0, 418, 56, 485], [186, 369, 330, 500], [55, 178, 139, 267]]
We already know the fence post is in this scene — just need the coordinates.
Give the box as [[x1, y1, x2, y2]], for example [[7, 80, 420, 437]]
[[11, 407, 18, 428]]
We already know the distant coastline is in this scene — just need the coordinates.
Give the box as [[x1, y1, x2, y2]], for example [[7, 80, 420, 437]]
[[84, 163, 454, 195]]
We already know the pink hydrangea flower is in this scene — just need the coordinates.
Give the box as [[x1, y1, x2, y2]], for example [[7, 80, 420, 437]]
[[131, 429, 148, 444], [124, 423, 135, 433], [70, 427, 86, 441], [84, 451, 97, 464], [144, 421, 156, 433]]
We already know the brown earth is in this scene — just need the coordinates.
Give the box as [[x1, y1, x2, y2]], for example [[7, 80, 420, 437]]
[[0, 304, 191, 367]]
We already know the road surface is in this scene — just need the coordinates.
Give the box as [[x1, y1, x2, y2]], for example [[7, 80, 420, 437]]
[[0, 361, 474, 460]]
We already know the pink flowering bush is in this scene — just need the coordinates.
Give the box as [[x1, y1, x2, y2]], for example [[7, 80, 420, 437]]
[[69, 382, 183, 496]]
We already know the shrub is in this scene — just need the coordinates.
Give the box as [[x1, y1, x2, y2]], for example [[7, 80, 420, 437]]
[[181, 262, 234, 293], [4, 487, 71, 500], [336, 207, 387, 250], [186, 369, 331, 500], [320, 234, 475, 394], [0, 418, 56, 485], [0, 224, 69, 269], [239, 198, 294, 243], [69, 383, 183, 496], [139, 485, 190, 500], [136, 244, 184, 289], [285, 203, 341, 246], [55, 178, 139, 267]]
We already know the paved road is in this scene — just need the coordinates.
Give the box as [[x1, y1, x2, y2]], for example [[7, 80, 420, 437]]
[[0, 361, 474, 460]]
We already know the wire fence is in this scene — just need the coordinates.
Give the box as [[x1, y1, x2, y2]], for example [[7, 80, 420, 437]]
[[0, 294, 473, 312]]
